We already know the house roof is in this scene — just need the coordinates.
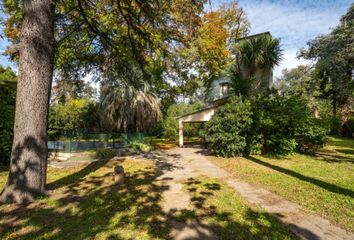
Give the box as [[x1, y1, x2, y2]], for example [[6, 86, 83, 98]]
[[177, 95, 231, 119], [234, 31, 270, 43]]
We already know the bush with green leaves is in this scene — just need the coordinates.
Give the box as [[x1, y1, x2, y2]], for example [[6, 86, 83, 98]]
[[48, 98, 98, 139], [0, 67, 17, 164], [295, 119, 327, 153], [95, 148, 117, 159], [250, 95, 307, 155], [250, 95, 327, 155], [204, 94, 327, 157], [203, 96, 253, 157], [131, 141, 152, 152], [0, 105, 15, 164]]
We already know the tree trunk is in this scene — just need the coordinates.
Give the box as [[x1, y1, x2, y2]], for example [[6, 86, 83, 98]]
[[0, 0, 55, 204]]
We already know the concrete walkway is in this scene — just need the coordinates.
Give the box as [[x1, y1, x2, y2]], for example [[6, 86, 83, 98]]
[[155, 147, 354, 240]]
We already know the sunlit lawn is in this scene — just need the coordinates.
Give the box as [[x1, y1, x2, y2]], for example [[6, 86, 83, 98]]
[[208, 136, 354, 232]]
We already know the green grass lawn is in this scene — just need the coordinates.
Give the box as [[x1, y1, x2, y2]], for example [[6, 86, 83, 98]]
[[175, 176, 298, 239], [1, 157, 299, 240], [208, 136, 354, 232], [0, 160, 170, 240]]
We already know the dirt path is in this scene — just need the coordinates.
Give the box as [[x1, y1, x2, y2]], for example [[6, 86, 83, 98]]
[[157, 147, 354, 240]]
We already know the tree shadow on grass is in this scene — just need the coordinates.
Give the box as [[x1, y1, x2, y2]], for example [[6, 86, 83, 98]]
[[0, 160, 170, 239], [314, 151, 354, 164], [328, 137, 354, 149], [0, 150, 321, 239], [46, 159, 110, 190], [246, 156, 354, 198], [335, 148, 354, 157], [175, 177, 306, 240]]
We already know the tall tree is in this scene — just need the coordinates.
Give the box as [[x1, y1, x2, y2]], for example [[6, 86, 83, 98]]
[[1, 0, 208, 203], [299, 3, 354, 118], [100, 81, 161, 132], [230, 33, 283, 97], [169, 0, 250, 102], [275, 65, 314, 96], [0, 0, 55, 203]]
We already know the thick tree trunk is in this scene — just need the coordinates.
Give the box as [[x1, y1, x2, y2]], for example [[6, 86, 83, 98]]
[[0, 0, 55, 204]]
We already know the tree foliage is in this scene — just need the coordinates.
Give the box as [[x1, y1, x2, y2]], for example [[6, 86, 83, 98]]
[[166, 0, 250, 103], [230, 33, 283, 97], [299, 3, 354, 117], [48, 98, 98, 138], [100, 81, 161, 133], [204, 95, 327, 157], [0, 66, 17, 164], [51, 75, 97, 104]]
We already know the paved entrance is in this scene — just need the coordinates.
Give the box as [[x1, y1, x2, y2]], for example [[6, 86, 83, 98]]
[[155, 147, 354, 240]]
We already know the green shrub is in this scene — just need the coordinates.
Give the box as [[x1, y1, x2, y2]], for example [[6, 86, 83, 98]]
[[203, 94, 327, 157], [131, 141, 152, 152], [48, 98, 98, 138], [295, 119, 327, 153], [0, 79, 16, 164], [0, 105, 15, 164], [95, 148, 117, 159], [204, 96, 253, 157], [249, 94, 327, 155], [330, 115, 342, 135], [264, 135, 298, 156]]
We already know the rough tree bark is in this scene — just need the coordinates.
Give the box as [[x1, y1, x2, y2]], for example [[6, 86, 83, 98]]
[[0, 0, 55, 204]]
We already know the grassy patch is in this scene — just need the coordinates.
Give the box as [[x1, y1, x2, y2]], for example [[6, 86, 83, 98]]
[[175, 176, 297, 239], [0, 160, 169, 240], [209, 136, 354, 232], [0, 165, 8, 190]]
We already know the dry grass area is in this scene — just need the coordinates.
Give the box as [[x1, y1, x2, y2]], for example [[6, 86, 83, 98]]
[[208, 136, 354, 232]]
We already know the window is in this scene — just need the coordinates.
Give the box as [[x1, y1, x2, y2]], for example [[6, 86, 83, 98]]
[[220, 82, 230, 96]]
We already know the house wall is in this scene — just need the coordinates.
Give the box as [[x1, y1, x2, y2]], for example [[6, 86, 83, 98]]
[[207, 67, 273, 101], [206, 76, 232, 101]]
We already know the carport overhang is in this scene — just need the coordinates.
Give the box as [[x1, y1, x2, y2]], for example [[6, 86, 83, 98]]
[[177, 106, 219, 147]]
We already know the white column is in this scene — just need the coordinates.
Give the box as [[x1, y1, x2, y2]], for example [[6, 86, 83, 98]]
[[179, 120, 183, 147]]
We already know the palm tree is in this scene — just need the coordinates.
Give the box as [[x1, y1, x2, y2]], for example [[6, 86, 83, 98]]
[[231, 33, 283, 97], [100, 81, 161, 132]]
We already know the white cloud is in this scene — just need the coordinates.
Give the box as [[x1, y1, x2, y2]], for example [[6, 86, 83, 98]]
[[274, 49, 311, 78], [214, 0, 352, 77]]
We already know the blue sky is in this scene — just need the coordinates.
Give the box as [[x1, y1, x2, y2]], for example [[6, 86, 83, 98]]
[[0, 0, 352, 77], [212, 0, 353, 77], [0, 12, 15, 70]]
